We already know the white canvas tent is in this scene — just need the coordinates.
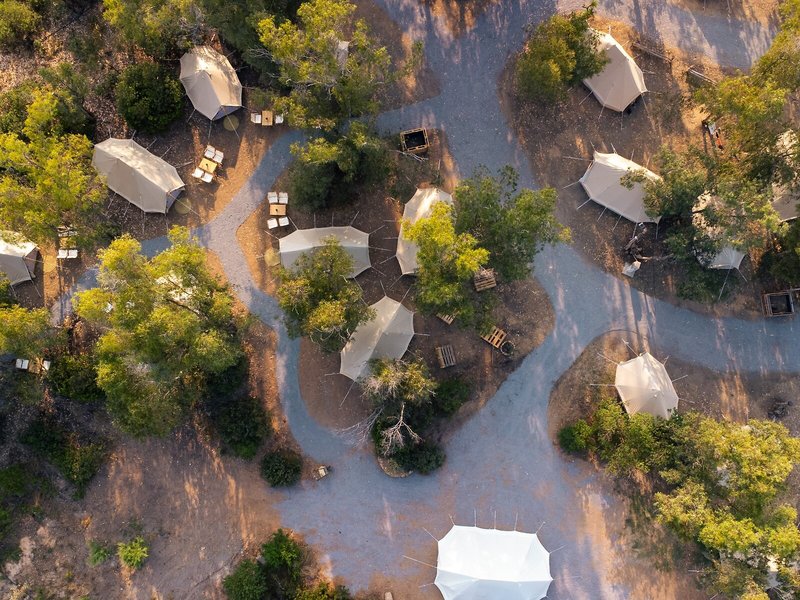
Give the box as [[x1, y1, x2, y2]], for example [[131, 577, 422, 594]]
[[707, 246, 746, 270], [180, 46, 243, 120], [771, 131, 799, 222], [692, 193, 746, 271], [583, 31, 647, 112], [615, 352, 678, 419], [396, 187, 453, 275], [339, 297, 414, 381], [279, 227, 371, 278], [0, 234, 38, 285], [434, 525, 552, 600], [579, 152, 661, 224], [93, 139, 185, 214]]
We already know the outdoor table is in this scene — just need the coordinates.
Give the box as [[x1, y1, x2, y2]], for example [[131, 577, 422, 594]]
[[199, 158, 217, 174], [269, 204, 287, 216], [261, 110, 274, 126]]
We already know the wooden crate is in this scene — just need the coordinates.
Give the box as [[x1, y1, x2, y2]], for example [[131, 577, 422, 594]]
[[435, 345, 457, 368], [437, 313, 454, 325], [480, 326, 507, 349], [473, 268, 497, 292]]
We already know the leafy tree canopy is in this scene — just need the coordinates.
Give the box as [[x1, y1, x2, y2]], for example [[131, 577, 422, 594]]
[[453, 166, 569, 280], [116, 63, 184, 134], [102, 0, 200, 57], [276, 237, 375, 352], [74, 227, 242, 436], [0, 305, 53, 357]]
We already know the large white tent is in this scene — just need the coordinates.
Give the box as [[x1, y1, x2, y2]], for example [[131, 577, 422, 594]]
[[692, 193, 746, 270], [279, 227, 371, 278], [339, 297, 414, 381], [0, 234, 38, 285], [583, 31, 647, 112], [180, 46, 243, 120], [435, 525, 552, 600], [579, 152, 661, 224], [93, 139, 185, 214], [396, 187, 453, 275], [707, 246, 746, 270], [771, 131, 799, 222], [615, 352, 678, 419]]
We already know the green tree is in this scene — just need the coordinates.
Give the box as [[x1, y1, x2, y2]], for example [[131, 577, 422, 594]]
[[102, 0, 199, 57], [403, 202, 489, 322], [0, 0, 41, 49], [116, 63, 184, 134], [74, 227, 243, 436], [515, 2, 606, 102], [277, 237, 375, 352], [257, 0, 392, 130], [0, 89, 106, 249], [0, 80, 37, 136], [39, 62, 95, 136], [453, 166, 569, 280], [223, 559, 268, 600], [0, 305, 52, 357]]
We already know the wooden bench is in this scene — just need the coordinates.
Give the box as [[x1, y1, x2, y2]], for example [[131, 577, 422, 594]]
[[481, 326, 507, 349], [435, 345, 456, 368], [437, 313, 454, 325], [473, 268, 497, 292]]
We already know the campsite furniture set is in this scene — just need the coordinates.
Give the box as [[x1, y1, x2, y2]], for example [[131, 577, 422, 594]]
[[313, 465, 331, 481], [56, 226, 79, 260], [267, 192, 290, 230], [251, 110, 285, 126], [193, 145, 224, 183], [16, 358, 50, 374]]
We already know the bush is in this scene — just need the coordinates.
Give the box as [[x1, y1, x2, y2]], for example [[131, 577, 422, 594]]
[[296, 583, 353, 600], [558, 420, 592, 453], [48, 353, 104, 403], [393, 442, 445, 474], [260, 449, 302, 487], [115, 63, 183, 134], [222, 558, 268, 600], [211, 396, 270, 459], [435, 378, 471, 417], [0, 81, 36, 136], [261, 529, 304, 590], [117, 536, 148, 570], [0, 0, 41, 49], [288, 159, 338, 210], [88, 540, 111, 566]]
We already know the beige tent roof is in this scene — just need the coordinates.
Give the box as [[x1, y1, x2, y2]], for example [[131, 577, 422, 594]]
[[396, 187, 453, 275], [279, 226, 371, 277], [583, 32, 647, 112], [180, 46, 242, 120], [339, 297, 414, 381], [93, 139, 185, 214], [771, 131, 799, 222], [615, 353, 678, 419], [692, 194, 746, 270], [0, 233, 38, 285], [707, 246, 746, 270], [579, 152, 661, 224]]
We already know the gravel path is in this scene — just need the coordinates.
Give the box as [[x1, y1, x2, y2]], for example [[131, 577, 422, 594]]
[[51, 2, 791, 597]]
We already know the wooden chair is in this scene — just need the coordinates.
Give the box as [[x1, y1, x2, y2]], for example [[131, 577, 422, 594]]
[[481, 326, 507, 349], [201, 172, 214, 184], [267, 218, 279, 230], [437, 313, 454, 325], [474, 268, 497, 292], [435, 345, 456, 369], [204, 145, 216, 160], [278, 192, 289, 204], [268, 192, 279, 204], [191, 168, 204, 179], [250, 113, 262, 124], [278, 217, 290, 227]]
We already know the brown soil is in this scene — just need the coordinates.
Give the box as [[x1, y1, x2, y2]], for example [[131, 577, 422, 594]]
[[501, 17, 767, 319], [670, 0, 781, 26], [418, 0, 496, 37]]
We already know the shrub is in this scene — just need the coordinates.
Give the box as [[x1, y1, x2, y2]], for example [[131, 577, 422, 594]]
[[115, 63, 183, 134], [117, 536, 148, 570], [558, 420, 592, 453], [48, 353, 104, 403], [0, 465, 28, 500], [393, 442, 445, 474], [222, 558, 268, 600], [261, 529, 303, 590], [88, 540, 111, 566], [0, 0, 41, 49], [435, 378, 471, 417], [211, 396, 270, 459], [0, 81, 37, 136], [296, 583, 353, 600], [260, 449, 302, 487], [289, 159, 338, 211]]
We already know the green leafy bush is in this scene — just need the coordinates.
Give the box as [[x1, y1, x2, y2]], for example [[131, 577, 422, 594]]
[[295, 583, 353, 600], [115, 63, 183, 134], [260, 449, 302, 487], [117, 536, 148, 570], [262, 529, 304, 590], [211, 396, 270, 459], [435, 378, 471, 417], [88, 540, 111, 566], [393, 442, 445, 474], [0, 0, 41, 49], [222, 558, 268, 600], [558, 420, 592, 453], [0, 81, 37, 136], [48, 353, 104, 403]]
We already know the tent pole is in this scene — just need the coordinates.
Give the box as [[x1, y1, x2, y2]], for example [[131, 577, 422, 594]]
[[576, 198, 592, 210], [717, 268, 732, 302], [596, 207, 607, 222], [350, 211, 359, 226], [421, 527, 438, 541], [339, 380, 356, 407], [402, 555, 437, 570], [611, 214, 623, 232]]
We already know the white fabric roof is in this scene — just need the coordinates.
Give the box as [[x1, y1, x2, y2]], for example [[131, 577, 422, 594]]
[[615, 353, 678, 419], [279, 226, 371, 277], [583, 31, 647, 112], [396, 187, 453, 275], [339, 297, 414, 381], [0, 233, 38, 285], [435, 525, 552, 600], [707, 246, 746, 270], [579, 152, 661, 224], [180, 46, 243, 120], [771, 131, 799, 222], [692, 193, 746, 270], [93, 139, 185, 214]]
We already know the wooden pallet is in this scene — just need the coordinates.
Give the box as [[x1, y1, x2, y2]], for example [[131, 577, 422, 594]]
[[480, 327, 507, 349], [435, 345, 457, 368], [473, 268, 497, 292], [437, 313, 454, 325]]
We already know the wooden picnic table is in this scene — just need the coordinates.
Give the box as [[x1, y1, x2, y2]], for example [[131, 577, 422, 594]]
[[261, 110, 274, 127], [199, 158, 217, 173], [269, 204, 287, 216]]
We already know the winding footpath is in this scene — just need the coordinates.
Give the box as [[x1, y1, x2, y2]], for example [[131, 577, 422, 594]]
[[54, 1, 795, 597]]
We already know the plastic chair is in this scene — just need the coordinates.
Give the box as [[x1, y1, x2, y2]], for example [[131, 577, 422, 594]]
[[56, 249, 68, 259], [15, 359, 29, 370], [267, 218, 279, 229], [278, 217, 289, 227], [201, 172, 214, 183], [275, 114, 284, 125], [213, 151, 224, 164], [67, 249, 79, 259], [204, 146, 215, 159], [268, 192, 279, 204], [278, 192, 288, 204], [251, 113, 262, 124], [191, 168, 204, 179]]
